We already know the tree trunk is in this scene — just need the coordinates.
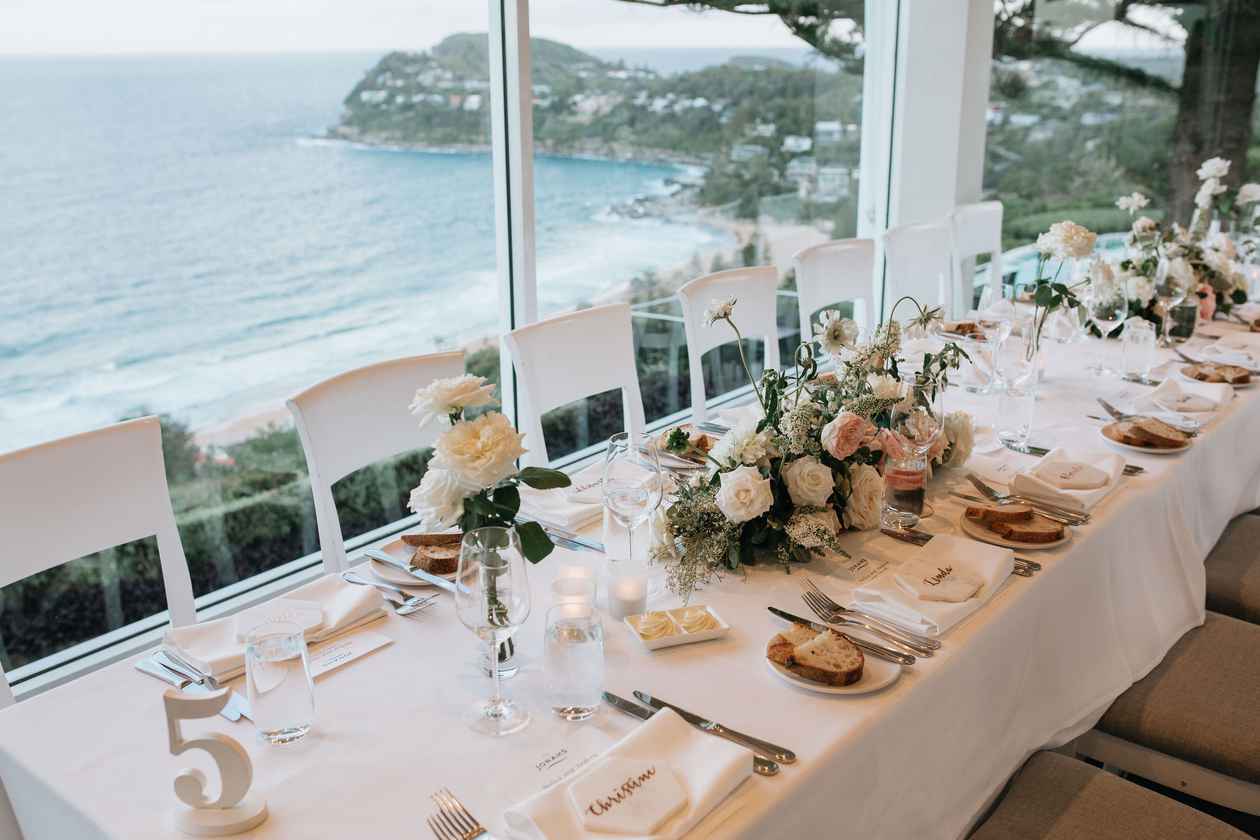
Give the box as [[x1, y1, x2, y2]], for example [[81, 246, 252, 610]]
[[1168, 1, 1260, 224]]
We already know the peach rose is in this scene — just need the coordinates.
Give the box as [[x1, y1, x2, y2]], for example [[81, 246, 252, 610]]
[[876, 428, 911, 461], [820, 411, 871, 461]]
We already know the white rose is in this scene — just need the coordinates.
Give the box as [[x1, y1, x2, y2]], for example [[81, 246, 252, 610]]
[[704, 297, 736, 326], [1196, 157, 1230, 181], [1115, 192, 1149, 214], [410, 375, 496, 429], [867, 372, 905, 400], [943, 411, 974, 468], [434, 411, 526, 489], [1122, 269, 1155, 308], [781, 455, 836, 508], [1166, 257, 1197, 291], [1037, 220, 1097, 259], [1195, 178, 1227, 209], [714, 464, 774, 524], [840, 463, 883, 531], [1238, 183, 1260, 205], [407, 468, 470, 530], [812, 309, 860, 355]]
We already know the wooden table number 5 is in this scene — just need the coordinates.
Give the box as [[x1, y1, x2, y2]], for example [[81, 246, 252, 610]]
[[164, 688, 268, 836]]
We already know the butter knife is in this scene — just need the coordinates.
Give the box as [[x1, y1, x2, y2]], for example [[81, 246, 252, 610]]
[[633, 690, 797, 764], [602, 692, 780, 777], [364, 548, 458, 592], [766, 607, 916, 666], [135, 659, 243, 722]]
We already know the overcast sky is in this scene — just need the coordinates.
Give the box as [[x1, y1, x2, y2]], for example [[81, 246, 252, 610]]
[[0, 0, 1181, 56]]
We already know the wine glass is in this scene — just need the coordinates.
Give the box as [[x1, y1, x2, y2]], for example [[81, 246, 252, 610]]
[[1084, 281, 1128, 376], [1155, 258, 1191, 347], [454, 527, 532, 737], [602, 433, 664, 618], [880, 380, 945, 531]]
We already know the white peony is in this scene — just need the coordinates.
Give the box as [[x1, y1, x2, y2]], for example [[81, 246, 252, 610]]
[[812, 310, 860, 355], [714, 465, 774, 524], [1195, 177, 1227, 209], [840, 463, 883, 531], [1238, 183, 1260, 205], [709, 418, 774, 468], [1036, 220, 1097, 259], [704, 297, 736, 326], [1130, 216, 1158, 240], [1166, 257, 1197, 292], [942, 411, 974, 468], [1115, 192, 1149, 215], [784, 508, 841, 549], [781, 455, 836, 508], [434, 411, 526, 489], [410, 375, 496, 429], [407, 467, 471, 530], [1196, 157, 1230, 181], [866, 373, 905, 401]]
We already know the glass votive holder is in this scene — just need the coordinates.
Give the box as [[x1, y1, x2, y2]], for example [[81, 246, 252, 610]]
[[606, 563, 648, 620], [551, 575, 596, 607]]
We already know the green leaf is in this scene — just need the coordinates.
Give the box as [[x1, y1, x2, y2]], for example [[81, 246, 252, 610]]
[[517, 467, 572, 490], [1034, 284, 1056, 307], [515, 520, 554, 563], [490, 484, 522, 517]]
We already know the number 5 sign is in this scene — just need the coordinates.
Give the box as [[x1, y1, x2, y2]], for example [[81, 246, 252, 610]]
[[164, 688, 268, 836]]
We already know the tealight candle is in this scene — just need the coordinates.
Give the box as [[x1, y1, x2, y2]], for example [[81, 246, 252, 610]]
[[551, 575, 596, 606], [608, 575, 648, 620]]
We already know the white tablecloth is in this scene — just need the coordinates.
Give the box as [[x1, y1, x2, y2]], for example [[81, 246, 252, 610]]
[[1, 331, 1259, 840]]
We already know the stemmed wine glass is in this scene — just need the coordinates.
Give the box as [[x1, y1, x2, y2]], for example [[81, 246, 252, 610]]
[[601, 432, 664, 566], [881, 380, 945, 531], [1155, 259, 1191, 348], [454, 527, 532, 737], [1084, 280, 1128, 376]]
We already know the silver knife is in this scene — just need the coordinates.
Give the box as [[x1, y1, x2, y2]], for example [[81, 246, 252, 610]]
[[364, 548, 458, 592], [602, 692, 780, 777], [879, 528, 1039, 575], [632, 690, 797, 764], [135, 658, 243, 722], [154, 650, 253, 720], [765, 607, 917, 666]]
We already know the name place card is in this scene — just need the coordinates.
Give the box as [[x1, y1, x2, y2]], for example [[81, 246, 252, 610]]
[[568, 759, 687, 835], [308, 631, 392, 678]]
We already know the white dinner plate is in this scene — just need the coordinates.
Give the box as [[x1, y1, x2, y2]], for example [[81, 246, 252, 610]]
[[1176, 365, 1254, 389], [765, 654, 901, 696], [958, 511, 1072, 550], [368, 536, 457, 588], [1097, 425, 1189, 456]]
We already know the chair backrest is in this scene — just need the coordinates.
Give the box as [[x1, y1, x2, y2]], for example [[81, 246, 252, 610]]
[[881, 219, 955, 317], [503, 303, 646, 468], [676, 265, 781, 423], [287, 351, 465, 572], [952, 200, 1005, 313], [0, 416, 196, 707], [792, 238, 876, 345]]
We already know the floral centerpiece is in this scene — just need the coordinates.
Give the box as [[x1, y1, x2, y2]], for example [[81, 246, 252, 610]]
[[405, 375, 571, 563], [653, 298, 974, 600], [1025, 221, 1094, 355]]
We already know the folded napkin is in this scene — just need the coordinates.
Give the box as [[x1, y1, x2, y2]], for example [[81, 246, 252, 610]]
[[1197, 342, 1259, 368], [519, 462, 604, 531], [505, 708, 752, 840], [850, 535, 1013, 636], [715, 404, 763, 429], [1232, 302, 1260, 323], [163, 575, 385, 680], [893, 555, 982, 603], [1135, 378, 1232, 413], [1216, 331, 1260, 352], [1009, 447, 1123, 514]]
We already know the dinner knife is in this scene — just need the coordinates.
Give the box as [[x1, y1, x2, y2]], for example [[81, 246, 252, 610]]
[[154, 650, 254, 720], [878, 528, 1040, 574], [135, 659, 243, 722], [765, 607, 917, 666], [364, 548, 458, 592], [631, 690, 797, 765], [602, 692, 780, 777]]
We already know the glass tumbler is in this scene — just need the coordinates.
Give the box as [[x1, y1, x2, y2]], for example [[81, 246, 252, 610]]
[[543, 604, 604, 721], [245, 620, 315, 744]]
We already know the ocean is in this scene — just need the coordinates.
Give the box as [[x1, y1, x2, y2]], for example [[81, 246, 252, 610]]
[[0, 52, 735, 452]]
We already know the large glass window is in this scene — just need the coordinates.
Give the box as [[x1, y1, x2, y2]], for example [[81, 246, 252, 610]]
[[527, 0, 870, 460]]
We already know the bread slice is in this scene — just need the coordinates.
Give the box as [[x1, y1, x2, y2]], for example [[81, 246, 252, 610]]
[[401, 532, 462, 575], [766, 623, 863, 686], [1130, 417, 1189, 449], [1218, 364, 1251, 385], [989, 513, 1064, 544], [964, 503, 1033, 525], [1186, 363, 1251, 385], [1107, 420, 1157, 448]]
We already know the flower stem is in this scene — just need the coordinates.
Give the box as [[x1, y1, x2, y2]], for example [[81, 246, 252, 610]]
[[726, 318, 766, 414]]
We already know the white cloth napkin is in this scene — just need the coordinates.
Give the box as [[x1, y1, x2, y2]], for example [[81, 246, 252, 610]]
[[850, 535, 1013, 636], [162, 575, 385, 680], [1197, 342, 1259, 368], [1216, 331, 1260, 352], [520, 462, 603, 531], [1009, 447, 1123, 514], [715, 404, 763, 429], [1135, 378, 1232, 413], [1231, 302, 1260, 322], [504, 708, 752, 840]]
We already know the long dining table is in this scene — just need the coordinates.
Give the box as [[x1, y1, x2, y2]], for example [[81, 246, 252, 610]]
[[1, 324, 1259, 840]]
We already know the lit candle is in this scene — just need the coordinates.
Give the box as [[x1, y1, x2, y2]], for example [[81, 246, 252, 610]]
[[608, 575, 648, 620], [551, 575, 596, 606]]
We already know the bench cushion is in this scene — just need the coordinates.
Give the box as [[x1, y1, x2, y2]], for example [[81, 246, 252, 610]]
[[971, 751, 1248, 839], [1205, 515, 1260, 624]]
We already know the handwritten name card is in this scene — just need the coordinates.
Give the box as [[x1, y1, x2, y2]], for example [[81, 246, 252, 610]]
[[569, 759, 687, 835]]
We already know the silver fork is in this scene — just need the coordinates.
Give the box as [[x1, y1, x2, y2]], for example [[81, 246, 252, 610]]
[[801, 591, 935, 657], [966, 473, 1090, 524], [803, 579, 941, 650], [427, 788, 487, 840]]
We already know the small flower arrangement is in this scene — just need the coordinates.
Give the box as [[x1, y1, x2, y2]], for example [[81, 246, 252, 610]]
[[1026, 220, 1095, 356], [406, 375, 571, 563], [653, 298, 973, 601]]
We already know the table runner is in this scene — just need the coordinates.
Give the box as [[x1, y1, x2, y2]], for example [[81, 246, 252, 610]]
[[0, 332, 1258, 839]]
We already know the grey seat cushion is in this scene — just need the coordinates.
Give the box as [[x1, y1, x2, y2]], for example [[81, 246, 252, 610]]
[[971, 752, 1248, 839], [1205, 515, 1260, 624], [1098, 612, 1260, 784]]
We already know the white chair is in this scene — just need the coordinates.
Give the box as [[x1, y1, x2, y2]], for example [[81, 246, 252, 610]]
[[792, 238, 876, 345], [952, 201, 1005, 312], [287, 351, 464, 572], [0, 416, 197, 707], [676, 266, 781, 423], [881, 219, 955, 317], [503, 303, 646, 467]]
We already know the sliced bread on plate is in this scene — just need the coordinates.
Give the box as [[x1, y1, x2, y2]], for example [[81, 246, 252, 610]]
[[766, 623, 863, 686]]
